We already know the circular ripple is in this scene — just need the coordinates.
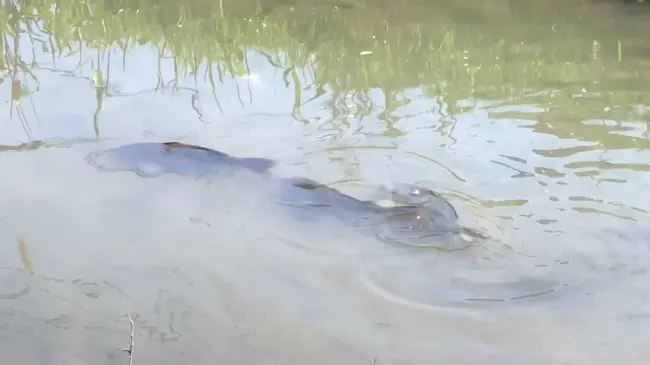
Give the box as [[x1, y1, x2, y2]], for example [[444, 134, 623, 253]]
[[356, 195, 579, 312], [357, 247, 572, 313]]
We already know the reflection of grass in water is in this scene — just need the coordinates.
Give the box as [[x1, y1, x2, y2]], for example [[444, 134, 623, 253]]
[[0, 2, 42, 140], [4, 0, 648, 97], [0, 0, 649, 138]]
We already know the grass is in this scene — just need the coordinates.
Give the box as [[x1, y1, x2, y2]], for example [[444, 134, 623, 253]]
[[0, 0, 648, 137]]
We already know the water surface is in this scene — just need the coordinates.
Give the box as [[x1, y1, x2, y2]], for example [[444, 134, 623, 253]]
[[1, 0, 650, 364]]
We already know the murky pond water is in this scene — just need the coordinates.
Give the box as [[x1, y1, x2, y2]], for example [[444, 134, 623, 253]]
[[1, 0, 650, 364]]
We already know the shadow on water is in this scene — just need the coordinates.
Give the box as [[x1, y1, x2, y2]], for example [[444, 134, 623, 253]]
[[1, 0, 650, 364]]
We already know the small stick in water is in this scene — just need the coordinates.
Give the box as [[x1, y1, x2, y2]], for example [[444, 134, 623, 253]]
[[122, 313, 135, 365]]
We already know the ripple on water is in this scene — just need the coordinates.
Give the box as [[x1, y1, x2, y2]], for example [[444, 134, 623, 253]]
[[355, 202, 600, 315], [358, 212, 650, 319], [271, 189, 575, 313], [357, 250, 572, 315]]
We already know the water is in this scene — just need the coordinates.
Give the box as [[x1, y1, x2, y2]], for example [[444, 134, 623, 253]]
[[1, 0, 650, 363]]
